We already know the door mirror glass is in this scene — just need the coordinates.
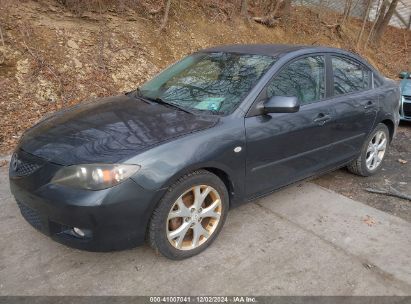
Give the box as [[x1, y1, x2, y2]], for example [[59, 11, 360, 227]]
[[399, 71, 409, 79], [262, 96, 300, 113]]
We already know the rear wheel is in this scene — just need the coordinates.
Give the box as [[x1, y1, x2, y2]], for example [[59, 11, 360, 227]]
[[149, 170, 228, 260], [347, 123, 389, 176]]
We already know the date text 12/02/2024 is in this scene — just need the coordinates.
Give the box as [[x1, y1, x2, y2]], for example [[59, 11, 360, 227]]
[[149, 296, 257, 303]]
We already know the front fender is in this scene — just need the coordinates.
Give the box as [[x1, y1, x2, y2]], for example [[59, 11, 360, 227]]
[[127, 118, 246, 205]]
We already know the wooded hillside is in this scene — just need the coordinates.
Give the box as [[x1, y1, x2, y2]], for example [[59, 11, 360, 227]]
[[0, 0, 410, 153]]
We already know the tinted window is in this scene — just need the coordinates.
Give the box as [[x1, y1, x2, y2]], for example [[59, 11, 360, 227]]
[[332, 56, 370, 95], [267, 56, 325, 104], [373, 73, 381, 88], [138, 52, 276, 115]]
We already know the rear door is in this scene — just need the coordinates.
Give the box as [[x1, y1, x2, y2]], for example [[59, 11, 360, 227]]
[[326, 55, 378, 158]]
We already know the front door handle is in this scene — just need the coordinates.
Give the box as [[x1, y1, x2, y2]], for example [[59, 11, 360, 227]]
[[314, 113, 331, 125]]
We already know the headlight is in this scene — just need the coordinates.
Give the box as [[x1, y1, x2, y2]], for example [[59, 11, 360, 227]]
[[52, 164, 141, 190]]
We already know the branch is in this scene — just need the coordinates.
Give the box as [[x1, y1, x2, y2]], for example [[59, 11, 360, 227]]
[[19, 29, 63, 101], [365, 186, 411, 201], [320, 21, 343, 38], [253, 16, 280, 27], [0, 25, 5, 47], [160, 0, 171, 31]]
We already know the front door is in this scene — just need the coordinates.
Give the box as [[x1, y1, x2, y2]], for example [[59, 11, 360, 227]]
[[245, 55, 337, 199]]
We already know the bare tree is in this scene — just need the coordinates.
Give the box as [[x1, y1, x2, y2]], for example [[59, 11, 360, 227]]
[[271, 0, 282, 18], [281, 0, 292, 22], [342, 0, 353, 25], [365, 0, 385, 47], [160, 0, 171, 31], [372, 0, 399, 44], [356, 0, 372, 49], [241, 0, 249, 19], [371, 0, 389, 37]]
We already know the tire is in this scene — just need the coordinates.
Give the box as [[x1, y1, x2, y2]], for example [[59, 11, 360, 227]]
[[347, 123, 390, 177], [148, 170, 229, 260]]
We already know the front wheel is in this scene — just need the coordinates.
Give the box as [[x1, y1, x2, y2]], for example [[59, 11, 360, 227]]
[[148, 170, 229, 260], [347, 123, 389, 176]]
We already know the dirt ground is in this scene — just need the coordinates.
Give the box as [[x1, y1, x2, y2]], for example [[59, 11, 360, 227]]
[[314, 121, 411, 223]]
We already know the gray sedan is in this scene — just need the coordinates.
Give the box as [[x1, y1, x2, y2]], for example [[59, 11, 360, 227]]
[[10, 44, 401, 259]]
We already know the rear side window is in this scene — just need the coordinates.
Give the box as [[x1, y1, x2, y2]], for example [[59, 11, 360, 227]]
[[373, 73, 382, 88], [266, 56, 325, 104], [332, 56, 370, 95]]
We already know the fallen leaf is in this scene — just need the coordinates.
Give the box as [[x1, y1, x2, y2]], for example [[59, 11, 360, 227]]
[[398, 159, 408, 164], [363, 215, 376, 227], [362, 263, 375, 269], [0, 160, 7, 167]]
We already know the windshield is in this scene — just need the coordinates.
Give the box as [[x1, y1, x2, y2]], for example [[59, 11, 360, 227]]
[[138, 52, 276, 115]]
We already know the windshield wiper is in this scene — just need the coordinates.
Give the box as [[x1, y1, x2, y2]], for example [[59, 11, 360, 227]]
[[135, 91, 194, 115], [151, 97, 194, 115], [133, 88, 223, 116]]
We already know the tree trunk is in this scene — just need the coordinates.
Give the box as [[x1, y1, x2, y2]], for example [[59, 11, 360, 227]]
[[342, 0, 353, 25], [268, 0, 277, 16], [271, 0, 282, 18], [271, 0, 292, 20], [365, 0, 384, 47], [372, 0, 399, 44], [372, 0, 389, 36], [0, 26, 5, 47], [356, 0, 372, 49], [241, 0, 249, 19], [160, 0, 171, 31], [281, 0, 292, 22]]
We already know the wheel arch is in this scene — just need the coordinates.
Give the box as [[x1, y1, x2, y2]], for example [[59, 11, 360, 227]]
[[160, 163, 240, 208], [203, 167, 234, 207], [380, 118, 395, 142]]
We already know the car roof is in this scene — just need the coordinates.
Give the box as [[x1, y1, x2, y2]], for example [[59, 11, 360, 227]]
[[200, 44, 378, 74], [201, 44, 345, 57]]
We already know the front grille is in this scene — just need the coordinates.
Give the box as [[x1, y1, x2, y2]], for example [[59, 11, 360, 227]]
[[17, 201, 43, 231], [10, 150, 43, 177], [403, 102, 411, 117], [14, 161, 40, 176], [403, 95, 411, 101]]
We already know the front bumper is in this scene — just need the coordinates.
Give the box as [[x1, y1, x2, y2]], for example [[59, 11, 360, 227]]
[[400, 96, 411, 121], [9, 150, 166, 252]]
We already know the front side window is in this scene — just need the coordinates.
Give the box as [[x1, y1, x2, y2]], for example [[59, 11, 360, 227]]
[[266, 56, 325, 104], [332, 56, 370, 95], [138, 52, 276, 115]]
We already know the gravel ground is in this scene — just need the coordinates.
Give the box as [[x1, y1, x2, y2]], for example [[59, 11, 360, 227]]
[[314, 121, 411, 223]]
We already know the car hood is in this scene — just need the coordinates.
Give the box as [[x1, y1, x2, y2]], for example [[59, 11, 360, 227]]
[[400, 79, 411, 96], [19, 95, 218, 165]]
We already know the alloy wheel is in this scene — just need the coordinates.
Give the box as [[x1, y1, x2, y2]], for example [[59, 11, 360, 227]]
[[365, 130, 387, 171], [166, 185, 222, 250]]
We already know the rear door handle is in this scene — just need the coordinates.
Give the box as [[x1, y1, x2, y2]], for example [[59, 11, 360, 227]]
[[364, 100, 376, 109], [314, 113, 331, 125]]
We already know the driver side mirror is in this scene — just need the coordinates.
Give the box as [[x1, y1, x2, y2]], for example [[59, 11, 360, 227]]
[[399, 71, 409, 79], [261, 96, 300, 114]]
